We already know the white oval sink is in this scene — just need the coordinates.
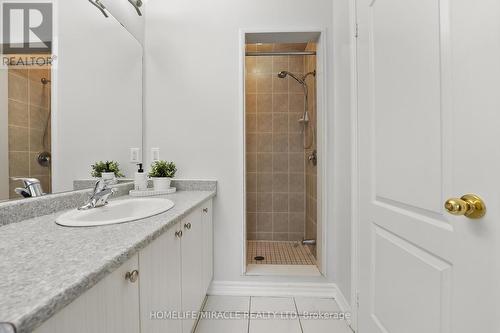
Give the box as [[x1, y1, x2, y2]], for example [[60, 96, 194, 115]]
[[56, 198, 175, 227]]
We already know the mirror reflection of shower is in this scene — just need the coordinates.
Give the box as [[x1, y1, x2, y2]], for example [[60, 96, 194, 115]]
[[38, 77, 52, 168], [4, 62, 53, 199]]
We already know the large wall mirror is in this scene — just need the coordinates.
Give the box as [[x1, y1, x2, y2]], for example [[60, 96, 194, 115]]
[[0, 0, 143, 202]]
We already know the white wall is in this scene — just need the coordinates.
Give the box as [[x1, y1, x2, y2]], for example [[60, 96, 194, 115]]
[[53, 0, 143, 192], [0, 70, 8, 201], [145, 0, 353, 292]]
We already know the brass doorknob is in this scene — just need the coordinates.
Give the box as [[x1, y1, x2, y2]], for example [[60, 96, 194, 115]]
[[444, 194, 486, 219]]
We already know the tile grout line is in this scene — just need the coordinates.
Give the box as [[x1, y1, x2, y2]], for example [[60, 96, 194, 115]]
[[247, 296, 252, 333], [286, 55, 291, 241], [27, 68, 32, 178], [271, 56, 275, 242], [293, 297, 305, 333]]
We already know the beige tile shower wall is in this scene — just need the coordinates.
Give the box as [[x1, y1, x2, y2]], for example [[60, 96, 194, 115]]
[[304, 43, 317, 257], [246, 44, 308, 242], [8, 66, 52, 198]]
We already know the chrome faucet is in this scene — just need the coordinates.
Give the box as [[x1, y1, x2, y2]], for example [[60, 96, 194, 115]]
[[78, 179, 117, 210], [13, 178, 45, 198]]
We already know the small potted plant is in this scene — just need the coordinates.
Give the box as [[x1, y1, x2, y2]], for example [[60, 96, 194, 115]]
[[91, 161, 124, 184], [148, 160, 177, 191]]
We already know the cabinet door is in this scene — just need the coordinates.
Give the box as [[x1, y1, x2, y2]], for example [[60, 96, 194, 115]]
[[139, 224, 182, 333], [181, 208, 204, 333], [201, 200, 213, 293], [34, 255, 140, 333]]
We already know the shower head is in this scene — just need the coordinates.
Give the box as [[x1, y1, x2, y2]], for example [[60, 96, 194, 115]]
[[278, 71, 288, 79], [41, 78, 51, 85], [277, 71, 305, 85]]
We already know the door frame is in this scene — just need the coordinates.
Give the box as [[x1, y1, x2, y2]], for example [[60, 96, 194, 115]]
[[350, 0, 360, 331], [238, 28, 328, 276]]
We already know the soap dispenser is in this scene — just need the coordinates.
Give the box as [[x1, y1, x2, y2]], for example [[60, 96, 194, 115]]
[[134, 163, 148, 191]]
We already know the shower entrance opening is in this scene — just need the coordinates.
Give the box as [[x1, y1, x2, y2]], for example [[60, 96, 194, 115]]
[[242, 31, 325, 276]]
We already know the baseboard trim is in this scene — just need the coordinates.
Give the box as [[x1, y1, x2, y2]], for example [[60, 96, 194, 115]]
[[332, 285, 353, 329]]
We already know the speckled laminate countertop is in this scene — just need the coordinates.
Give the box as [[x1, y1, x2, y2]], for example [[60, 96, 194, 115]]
[[0, 190, 216, 333]]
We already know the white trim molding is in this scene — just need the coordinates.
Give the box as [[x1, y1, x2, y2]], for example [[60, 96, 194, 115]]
[[334, 283, 354, 328], [349, 0, 360, 331]]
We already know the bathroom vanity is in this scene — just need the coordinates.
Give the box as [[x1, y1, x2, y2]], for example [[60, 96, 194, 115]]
[[0, 181, 216, 333]]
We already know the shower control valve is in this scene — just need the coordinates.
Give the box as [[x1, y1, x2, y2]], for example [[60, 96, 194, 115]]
[[308, 150, 318, 166]]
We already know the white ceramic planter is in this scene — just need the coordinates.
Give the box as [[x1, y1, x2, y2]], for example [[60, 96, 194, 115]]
[[152, 177, 172, 191], [101, 172, 117, 184]]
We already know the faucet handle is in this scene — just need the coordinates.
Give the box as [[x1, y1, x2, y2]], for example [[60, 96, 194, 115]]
[[80, 179, 116, 210], [12, 178, 44, 197], [11, 177, 41, 187], [15, 188, 32, 198], [92, 179, 103, 193], [92, 178, 114, 193]]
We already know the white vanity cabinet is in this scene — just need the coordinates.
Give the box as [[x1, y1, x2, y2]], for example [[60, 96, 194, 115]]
[[139, 223, 183, 333], [202, 200, 214, 292], [34, 199, 213, 333], [180, 207, 205, 333], [139, 202, 210, 333], [35, 255, 140, 333]]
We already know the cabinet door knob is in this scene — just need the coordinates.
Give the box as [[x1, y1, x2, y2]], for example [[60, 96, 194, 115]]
[[203, 208, 208, 213], [125, 270, 139, 283], [175, 230, 183, 238], [184, 222, 192, 230]]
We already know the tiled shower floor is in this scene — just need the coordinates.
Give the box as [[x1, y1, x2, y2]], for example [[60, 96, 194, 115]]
[[247, 241, 317, 265]]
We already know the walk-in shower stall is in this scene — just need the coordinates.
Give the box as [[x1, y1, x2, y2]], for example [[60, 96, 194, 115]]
[[244, 33, 321, 275]]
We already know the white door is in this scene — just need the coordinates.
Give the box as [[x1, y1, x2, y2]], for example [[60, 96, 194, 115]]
[[181, 208, 204, 333], [139, 224, 182, 333], [356, 0, 500, 332]]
